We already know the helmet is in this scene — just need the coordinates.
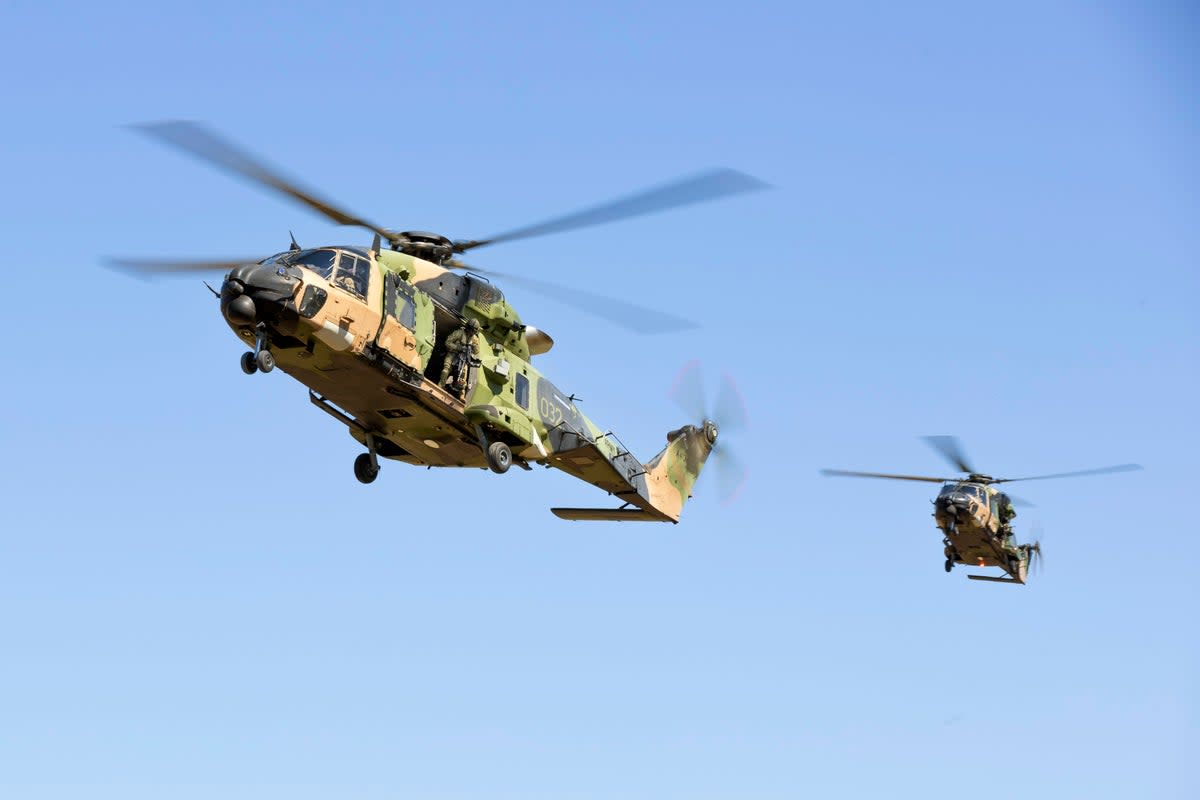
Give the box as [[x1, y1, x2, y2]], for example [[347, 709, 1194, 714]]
[[466, 318, 481, 332]]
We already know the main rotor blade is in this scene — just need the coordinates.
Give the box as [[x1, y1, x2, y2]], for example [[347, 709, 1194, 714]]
[[820, 469, 953, 484], [993, 464, 1143, 484], [922, 435, 974, 474], [454, 168, 768, 252], [447, 261, 697, 334], [105, 256, 260, 276], [133, 121, 396, 243]]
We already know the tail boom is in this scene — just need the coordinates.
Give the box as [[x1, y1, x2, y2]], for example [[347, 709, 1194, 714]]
[[642, 421, 718, 521]]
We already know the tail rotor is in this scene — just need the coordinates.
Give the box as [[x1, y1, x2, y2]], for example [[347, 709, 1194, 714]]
[[670, 361, 748, 504], [1025, 521, 1045, 578]]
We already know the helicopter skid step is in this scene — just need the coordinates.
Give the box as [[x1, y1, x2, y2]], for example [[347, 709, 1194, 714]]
[[966, 574, 1024, 585]]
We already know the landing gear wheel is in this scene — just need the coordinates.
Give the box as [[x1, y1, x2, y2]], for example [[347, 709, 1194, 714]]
[[944, 558, 954, 573], [240, 351, 258, 375], [486, 441, 512, 474], [353, 452, 379, 484], [256, 350, 276, 373]]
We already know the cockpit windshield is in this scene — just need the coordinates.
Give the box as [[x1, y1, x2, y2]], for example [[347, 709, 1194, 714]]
[[288, 249, 337, 279], [940, 483, 982, 499]]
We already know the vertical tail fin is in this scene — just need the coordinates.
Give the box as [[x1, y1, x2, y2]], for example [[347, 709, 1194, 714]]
[[643, 421, 718, 522]]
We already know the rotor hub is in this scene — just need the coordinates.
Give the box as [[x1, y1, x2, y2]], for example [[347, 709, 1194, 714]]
[[395, 231, 454, 263]]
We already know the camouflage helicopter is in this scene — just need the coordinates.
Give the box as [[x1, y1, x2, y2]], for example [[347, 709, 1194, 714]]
[[112, 122, 759, 522], [821, 436, 1141, 583]]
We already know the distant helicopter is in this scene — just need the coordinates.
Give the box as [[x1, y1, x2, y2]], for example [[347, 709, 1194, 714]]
[[110, 122, 757, 522], [821, 436, 1141, 584]]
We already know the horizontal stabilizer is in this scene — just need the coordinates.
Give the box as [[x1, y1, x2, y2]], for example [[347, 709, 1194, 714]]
[[551, 507, 667, 522], [967, 574, 1023, 584]]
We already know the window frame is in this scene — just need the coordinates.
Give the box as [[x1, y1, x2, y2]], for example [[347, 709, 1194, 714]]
[[333, 251, 370, 299], [515, 373, 530, 409], [384, 274, 417, 330]]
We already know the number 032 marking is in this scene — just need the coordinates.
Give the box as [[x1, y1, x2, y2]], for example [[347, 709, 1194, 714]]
[[539, 396, 564, 426]]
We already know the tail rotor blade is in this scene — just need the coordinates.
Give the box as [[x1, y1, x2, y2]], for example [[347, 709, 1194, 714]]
[[666, 362, 749, 504], [713, 373, 748, 433], [1027, 522, 1045, 577], [1030, 541, 1044, 576], [714, 446, 748, 505]]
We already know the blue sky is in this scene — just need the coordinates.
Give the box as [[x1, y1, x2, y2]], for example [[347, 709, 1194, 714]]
[[1, 2, 1195, 798]]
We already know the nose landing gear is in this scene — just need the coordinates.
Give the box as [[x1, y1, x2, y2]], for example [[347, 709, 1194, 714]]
[[240, 324, 275, 374], [240, 351, 258, 374]]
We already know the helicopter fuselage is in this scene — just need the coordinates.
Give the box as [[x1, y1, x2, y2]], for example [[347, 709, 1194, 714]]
[[215, 245, 714, 522], [934, 481, 1028, 581]]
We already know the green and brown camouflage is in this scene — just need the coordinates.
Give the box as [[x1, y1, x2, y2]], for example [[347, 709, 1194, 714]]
[[221, 244, 716, 522], [821, 436, 1139, 585], [932, 481, 1034, 583], [115, 121, 761, 521]]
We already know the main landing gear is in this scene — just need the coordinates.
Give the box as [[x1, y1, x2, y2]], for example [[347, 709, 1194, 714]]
[[240, 324, 275, 375], [354, 433, 381, 484], [354, 453, 379, 484], [486, 441, 512, 474]]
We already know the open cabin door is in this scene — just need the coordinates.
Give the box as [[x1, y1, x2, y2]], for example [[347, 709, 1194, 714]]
[[377, 272, 435, 372]]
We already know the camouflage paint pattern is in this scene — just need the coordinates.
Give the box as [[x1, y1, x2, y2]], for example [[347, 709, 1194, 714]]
[[224, 246, 715, 522], [934, 481, 1034, 583]]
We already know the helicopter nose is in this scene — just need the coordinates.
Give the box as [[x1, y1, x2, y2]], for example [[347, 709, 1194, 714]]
[[220, 266, 257, 325], [225, 292, 256, 325], [220, 263, 301, 326]]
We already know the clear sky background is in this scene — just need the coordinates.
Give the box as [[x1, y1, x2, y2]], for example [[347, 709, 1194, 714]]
[[1, 2, 1196, 798]]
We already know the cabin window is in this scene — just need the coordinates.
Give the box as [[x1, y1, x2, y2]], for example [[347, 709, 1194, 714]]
[[291, 249, 337, 279], [334, 252, 370, 299], [515, 373, 530, 409], [386, 276, 417, 330]]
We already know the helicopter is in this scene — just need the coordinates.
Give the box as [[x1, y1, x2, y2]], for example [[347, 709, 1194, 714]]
[[111, 122, 760, 522], [821, 436, 1141, 584]]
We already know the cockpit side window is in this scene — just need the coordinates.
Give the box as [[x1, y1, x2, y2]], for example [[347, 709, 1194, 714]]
[[334, 252, 370, 299]]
